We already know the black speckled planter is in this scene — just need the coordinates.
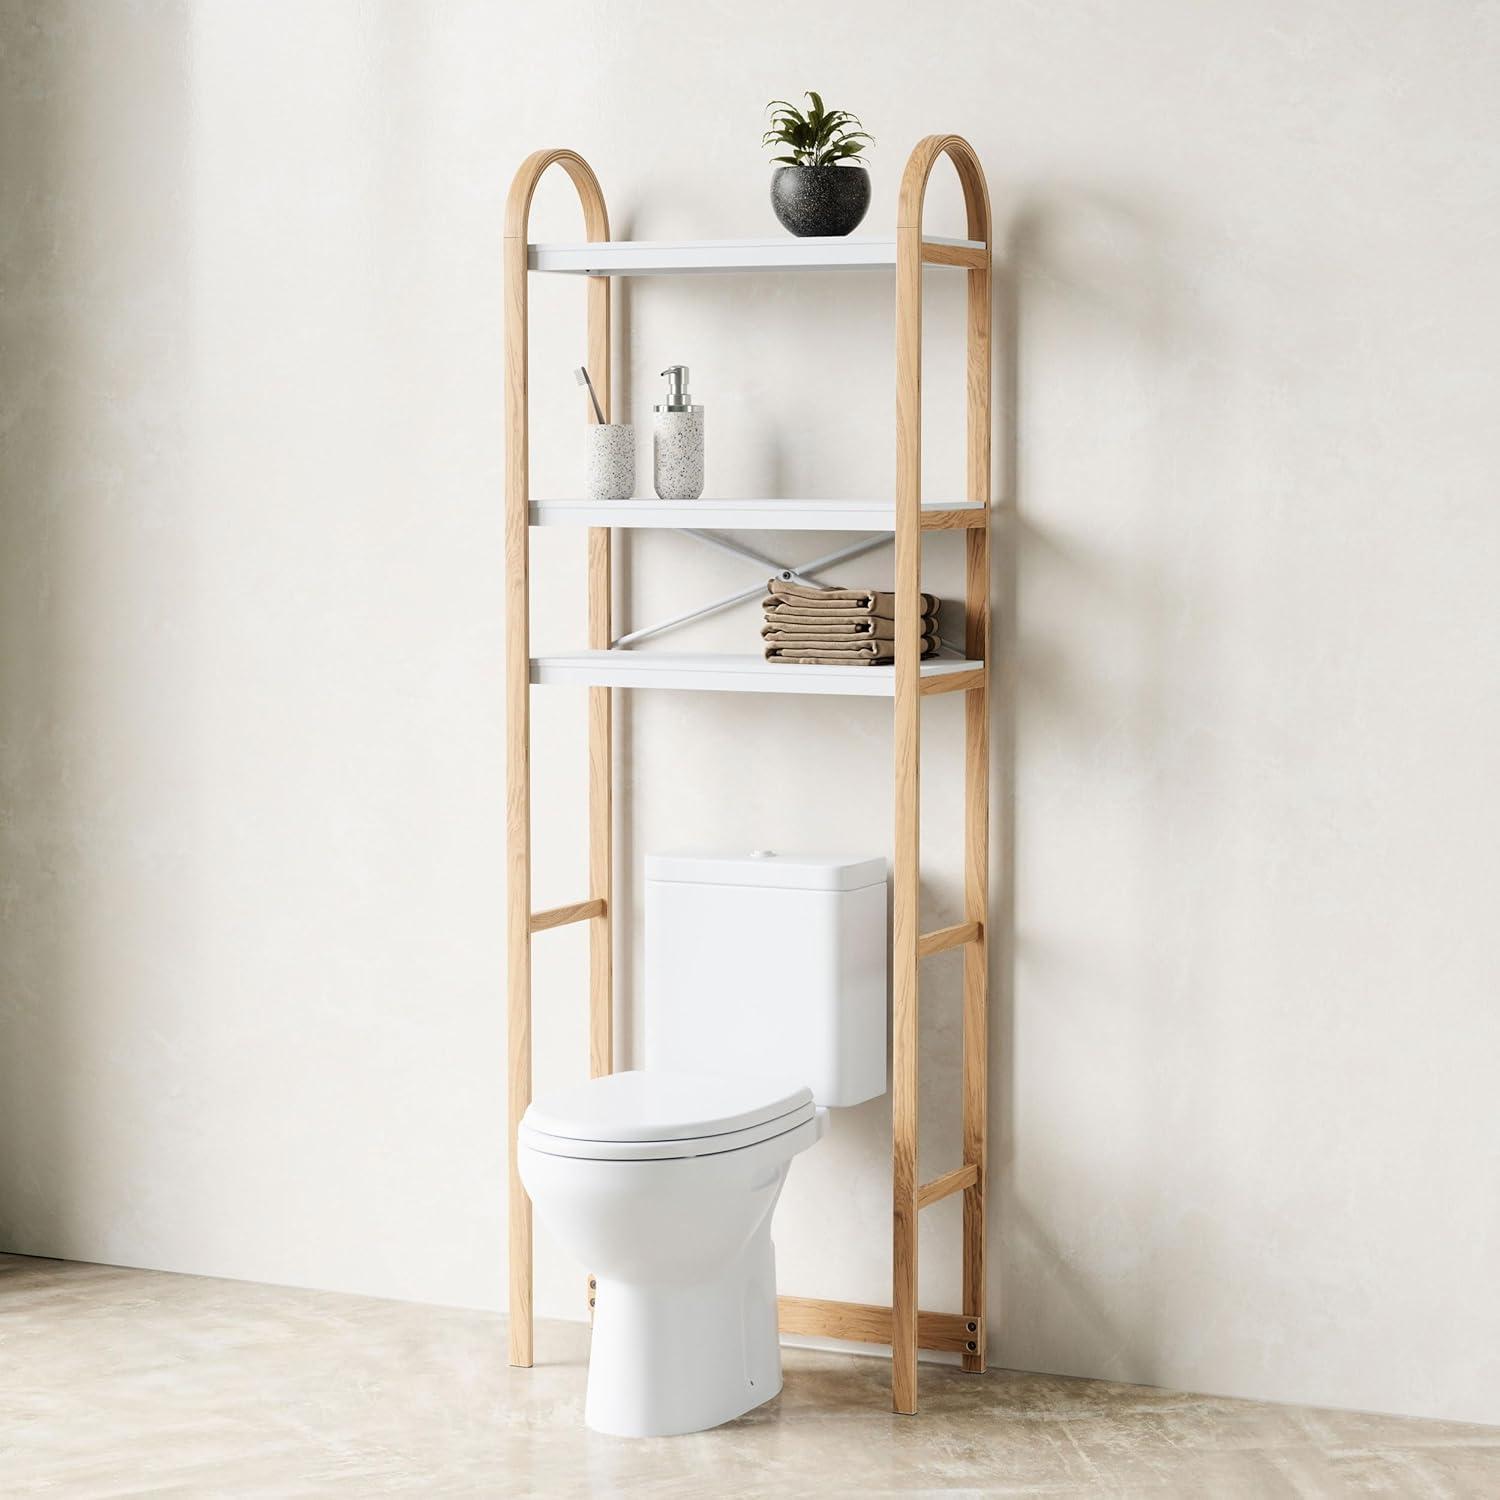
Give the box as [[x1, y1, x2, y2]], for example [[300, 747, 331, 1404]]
[[770, 166, 871, 237]]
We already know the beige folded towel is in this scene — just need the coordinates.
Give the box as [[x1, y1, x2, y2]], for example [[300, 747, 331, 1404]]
[[762, 606, 921, 626], [761, 578, 945, 663], [763, 578, 940, 620], [765, 635, 940, 665], [760, 616, 936, 642], [767, 652, 937, 665], [764, 633, 939, 654]]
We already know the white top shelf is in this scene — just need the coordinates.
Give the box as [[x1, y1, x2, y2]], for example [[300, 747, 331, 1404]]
[[527, 235, 985, 276], [531, 651, 982, 697], [529, 499, 987, 531]]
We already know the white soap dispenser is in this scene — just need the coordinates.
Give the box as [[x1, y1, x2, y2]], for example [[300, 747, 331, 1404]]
[[653, 365, 704, 500]]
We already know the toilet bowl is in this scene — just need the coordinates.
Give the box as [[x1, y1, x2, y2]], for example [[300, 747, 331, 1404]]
[[518, 850, 888, 1437], [518, 1069, 828, 1438]]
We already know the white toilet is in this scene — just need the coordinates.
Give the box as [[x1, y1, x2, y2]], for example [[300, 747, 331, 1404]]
[[518, 850, 888, 1438]]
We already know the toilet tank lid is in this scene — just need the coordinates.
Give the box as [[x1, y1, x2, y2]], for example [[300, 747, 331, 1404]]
[[645, 850, 887, 892]]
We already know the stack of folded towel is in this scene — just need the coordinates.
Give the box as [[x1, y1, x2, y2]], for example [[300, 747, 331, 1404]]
[[761, 578, 941, 665]]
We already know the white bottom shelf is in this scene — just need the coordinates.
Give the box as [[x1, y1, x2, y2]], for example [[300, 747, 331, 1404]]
[[530, 651, 982, 697]]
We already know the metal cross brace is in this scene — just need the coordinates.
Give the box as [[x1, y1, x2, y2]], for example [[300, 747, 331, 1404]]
[[612, 529, 963, 654]]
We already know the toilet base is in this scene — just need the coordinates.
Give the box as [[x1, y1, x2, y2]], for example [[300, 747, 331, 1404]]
[[585, 1229, 783, 1437]]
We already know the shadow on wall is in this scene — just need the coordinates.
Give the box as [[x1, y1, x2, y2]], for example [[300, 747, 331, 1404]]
[[992, 181, 1221, 1384], [0, 11, 197, 1259]]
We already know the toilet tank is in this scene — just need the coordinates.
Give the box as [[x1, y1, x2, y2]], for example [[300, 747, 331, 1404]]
[[644, 851, 888, 1107]]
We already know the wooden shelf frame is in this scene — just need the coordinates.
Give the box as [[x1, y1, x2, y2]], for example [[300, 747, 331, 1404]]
[[504, 136, 992, 1417]]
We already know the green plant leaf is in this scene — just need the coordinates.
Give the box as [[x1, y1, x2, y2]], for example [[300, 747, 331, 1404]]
[[765, 92, 869, 167]]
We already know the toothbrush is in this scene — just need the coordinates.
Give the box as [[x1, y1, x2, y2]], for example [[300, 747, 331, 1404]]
[[574, 367, 606, 425]]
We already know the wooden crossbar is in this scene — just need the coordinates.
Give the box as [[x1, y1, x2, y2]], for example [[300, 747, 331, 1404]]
[[778, 1296, 981, 1355], [917, 1163, 979, 1209], [919, 506, 989, 531], [916, 919, 982, 958], [921, 239, 988, 270], [919, 668, 986, 698], [529, 898, 606, 933]]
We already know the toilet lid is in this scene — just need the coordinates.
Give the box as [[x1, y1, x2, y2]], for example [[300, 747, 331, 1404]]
[[520, 1070, 814, 1160]]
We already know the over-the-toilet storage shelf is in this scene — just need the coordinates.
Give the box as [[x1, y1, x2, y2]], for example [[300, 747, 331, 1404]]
[[505, 138, 993, 1417]]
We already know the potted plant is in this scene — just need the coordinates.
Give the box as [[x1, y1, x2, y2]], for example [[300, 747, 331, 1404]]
[[763, 92, 874, 237]]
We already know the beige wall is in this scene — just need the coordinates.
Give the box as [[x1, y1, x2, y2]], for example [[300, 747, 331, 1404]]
[[3, 0, 1499, 1425]]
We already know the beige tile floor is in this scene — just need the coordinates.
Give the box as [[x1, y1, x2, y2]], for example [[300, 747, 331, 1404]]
[[2, 1254, 1497, 1498]]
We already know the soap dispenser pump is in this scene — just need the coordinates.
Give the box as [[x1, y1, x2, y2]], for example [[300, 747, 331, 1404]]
[[652, 364, 705, 501]]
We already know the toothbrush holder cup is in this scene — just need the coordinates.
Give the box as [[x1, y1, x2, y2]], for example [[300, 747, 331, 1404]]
[[585, 423, 636, 501]]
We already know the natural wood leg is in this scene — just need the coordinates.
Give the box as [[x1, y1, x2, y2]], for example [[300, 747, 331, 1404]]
[[891, 215, 924, 1417], [503, 149, 610, 1370], [503, 221, 534, 1369], [962, 229, 993, 1377], [585, 277, 613, 1325], [962, 529, 991, 1375], [586, 266, 613, 1086]]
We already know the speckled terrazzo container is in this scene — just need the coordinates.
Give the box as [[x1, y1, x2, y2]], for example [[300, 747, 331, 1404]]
[[585, 423, 635, 500], [770, 165, 871, 237], [652, 408, 704, 500]]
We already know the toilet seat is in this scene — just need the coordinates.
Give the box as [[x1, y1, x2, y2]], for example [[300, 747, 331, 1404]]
[[520, 1069, 815, 1161]]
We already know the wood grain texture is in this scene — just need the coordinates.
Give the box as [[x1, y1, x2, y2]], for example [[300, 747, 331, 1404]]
[[961, 166, 993, 1376], [892, 204, 924, 1417], [919, 668, 986, 698], [962, 539, 991, 1376], [587, 672, 613, 1082], [895, 134, 993, 1406], [918, 506, 990, 531], [503, 186, 533, 1374], [586, 273, 613, 1086], [920, 239, 988, 269], [917, 1163, 980, 1210], [778, 1297, 981, 1355], [529, 898, 606, 933], [917, 920, 982, 958], [503, 149, 609, 1370]]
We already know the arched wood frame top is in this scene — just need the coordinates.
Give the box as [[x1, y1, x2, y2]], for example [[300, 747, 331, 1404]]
[[504, 148, 612, 431], [897, 133, 991, 241], [504, 148, 610, 245]]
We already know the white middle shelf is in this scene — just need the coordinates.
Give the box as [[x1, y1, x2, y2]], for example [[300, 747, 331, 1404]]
[[530, 499, 987, 531], [531, 651, 984, 697]]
